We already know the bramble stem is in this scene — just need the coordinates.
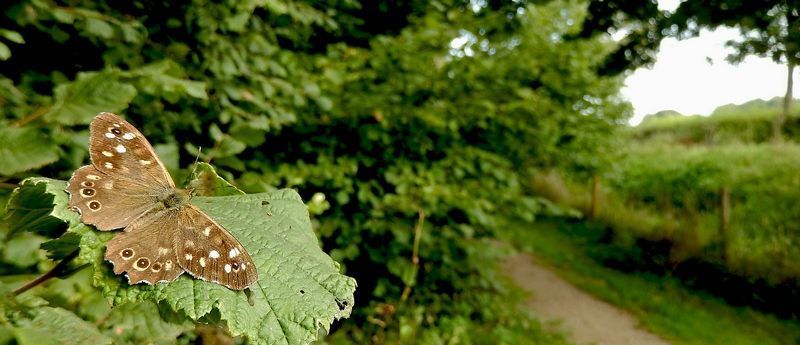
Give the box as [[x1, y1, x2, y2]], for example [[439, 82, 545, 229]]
[[400, 210, 425, 302], [12, 250, 79, 296]]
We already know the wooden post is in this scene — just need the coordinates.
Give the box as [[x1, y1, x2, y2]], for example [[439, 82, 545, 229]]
[[719, 186, 730, 261], [589, 174, 599, 218]]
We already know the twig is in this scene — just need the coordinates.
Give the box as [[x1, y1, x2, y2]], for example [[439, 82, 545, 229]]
[[0, 182, 18, 190], [400, 210, 425, 302], [12, 250, 79, 295], [12, 106, 50, 128]]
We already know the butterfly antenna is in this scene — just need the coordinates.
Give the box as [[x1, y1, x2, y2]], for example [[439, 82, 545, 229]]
[[183, 147, 203, 188], [190, 147, 202, 175]]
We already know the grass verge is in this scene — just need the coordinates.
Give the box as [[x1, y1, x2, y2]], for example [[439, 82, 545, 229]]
[[501, 218, 800, 345]]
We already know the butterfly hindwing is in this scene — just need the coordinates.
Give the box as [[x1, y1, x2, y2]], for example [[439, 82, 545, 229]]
[[104, 209, 185, 284], [89, 112, 174, 189], [66, 165, 158, 230], [175, 205, 257, 290]]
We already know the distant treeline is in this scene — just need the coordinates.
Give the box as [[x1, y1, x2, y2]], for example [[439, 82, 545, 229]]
[[633, 97, 800, 144]]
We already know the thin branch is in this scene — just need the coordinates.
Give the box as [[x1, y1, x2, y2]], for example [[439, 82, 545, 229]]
[[400, 209, 425, 302], [12, 106, 50, 128], [12, 250, 79, 296], [0, 182, 18, 190]]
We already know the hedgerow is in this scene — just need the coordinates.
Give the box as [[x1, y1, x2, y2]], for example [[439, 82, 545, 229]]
[[0, 1, 626, 343]]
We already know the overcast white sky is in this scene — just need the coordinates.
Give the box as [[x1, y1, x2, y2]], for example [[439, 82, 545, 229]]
[[622, 0, 799, 125]]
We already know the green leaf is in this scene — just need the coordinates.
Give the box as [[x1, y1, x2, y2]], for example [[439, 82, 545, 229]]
[[0, 126, 60, 175], [154, 142, 180, 173], [3, 178, 78, 237], [40, 231, 81, 260], [5, 178, 94, 263], [85, 18, 114, 39], [0, 42, 10, 60], [44, 71, 137, 125], [103, 301, 191, 344], [13, 306, 111, 345], [106, 190, 356, 344], [188, 162, 245, 196], [0, 29, 25, 44], [123, 61, 208, 100], [9, 174, 357, 345], [2, 232, 46, 267]]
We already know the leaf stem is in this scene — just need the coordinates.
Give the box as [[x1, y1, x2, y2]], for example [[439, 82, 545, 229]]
[[12, 250, 79, 295], [400, 210, 425, 302]]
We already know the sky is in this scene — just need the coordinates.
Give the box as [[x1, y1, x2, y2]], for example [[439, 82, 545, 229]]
[[622, 0, 800, 125]]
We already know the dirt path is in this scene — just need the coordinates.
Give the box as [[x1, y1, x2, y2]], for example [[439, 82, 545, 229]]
[[502, 254, 671, 345]]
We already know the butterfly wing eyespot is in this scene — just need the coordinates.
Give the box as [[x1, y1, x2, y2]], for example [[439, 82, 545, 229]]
[[175, 205, 258, 290], [104, 211, 185, 285]]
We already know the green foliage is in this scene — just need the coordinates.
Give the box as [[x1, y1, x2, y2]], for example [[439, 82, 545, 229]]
[[634, 97, 800, 145], [610, 143, 800, 282], [0, 126, 59, 175], [3, 176, 356, 344], [0, 0, 629, 343], [503, 219, 800, 345], [1, 269, 195, 345]]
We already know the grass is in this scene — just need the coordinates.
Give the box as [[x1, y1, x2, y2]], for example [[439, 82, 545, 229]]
[[501, 218, 800, 345]]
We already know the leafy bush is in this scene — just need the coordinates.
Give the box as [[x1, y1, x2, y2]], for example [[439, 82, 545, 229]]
[[0, 0, 628, 343], [607, 143, 800, 283]]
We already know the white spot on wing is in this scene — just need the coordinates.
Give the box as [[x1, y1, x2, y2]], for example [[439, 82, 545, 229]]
[[102, 151, 113, 157], [87, 175, 101, 180], [185, 254, 193, 261], [105, 133, 115, 138], [104, 162, 113, 169], [158, 247, 169, 255], [203, 227, 211, 236], [115, 144, 127, 153], [199, 257, 206, 267], [229, 248, 240, 258], [122, 132, 135, 140], [139, 160, 152, 165], [209, 250, 220, 259], [224, 264, 232, 273]]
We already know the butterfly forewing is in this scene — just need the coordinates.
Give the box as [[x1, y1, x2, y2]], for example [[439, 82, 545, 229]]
[[89, 112, 174, 189], [175, 205, 257, 290], [104, 209, 185, 284], [67, 165, 158, 230]]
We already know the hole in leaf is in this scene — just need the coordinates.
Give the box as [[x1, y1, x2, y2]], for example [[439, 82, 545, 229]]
[[245, 288, 255, 306], [335, 298, 348, 310]]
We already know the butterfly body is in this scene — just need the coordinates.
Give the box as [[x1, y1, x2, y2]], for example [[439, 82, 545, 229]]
[[158, 188, 190, 210], [66, 112, 257, 290]]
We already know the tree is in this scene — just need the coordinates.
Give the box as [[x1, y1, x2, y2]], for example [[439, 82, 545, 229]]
[[671, 1, 800, 141], [578, 0, 800, 140]]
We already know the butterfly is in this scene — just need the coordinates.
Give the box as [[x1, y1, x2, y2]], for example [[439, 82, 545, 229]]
[[66, 112, 257, 290]]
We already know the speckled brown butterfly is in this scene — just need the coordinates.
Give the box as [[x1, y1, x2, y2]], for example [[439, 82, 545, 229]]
[[66, 112, 257, 290]]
